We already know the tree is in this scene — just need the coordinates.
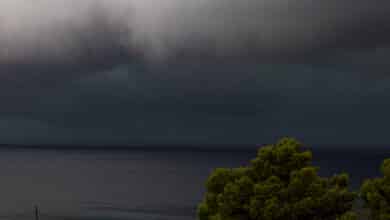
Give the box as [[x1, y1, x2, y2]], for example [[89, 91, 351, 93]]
[[197, 137, 357, 220], [360, 158, 390, 220]]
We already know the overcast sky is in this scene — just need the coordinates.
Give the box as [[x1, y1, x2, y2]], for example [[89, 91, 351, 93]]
[[1, 0, 390, 146]]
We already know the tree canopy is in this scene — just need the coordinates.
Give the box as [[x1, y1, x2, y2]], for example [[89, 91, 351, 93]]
[[197, 137, 357, 220], [360, 158, 390, 220]]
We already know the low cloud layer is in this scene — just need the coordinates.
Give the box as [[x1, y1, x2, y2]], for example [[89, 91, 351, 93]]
[[1, 0, 390, 65], [0, 1, 390, 145]]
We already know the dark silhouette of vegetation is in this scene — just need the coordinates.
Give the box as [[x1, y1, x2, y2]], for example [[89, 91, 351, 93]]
[[360, 158, 390, 220], [197, 137, 357, 220]]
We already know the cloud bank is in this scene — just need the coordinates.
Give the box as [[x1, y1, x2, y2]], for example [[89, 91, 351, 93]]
[[1, 0, 390, 66], [0, 0, 390, 145]]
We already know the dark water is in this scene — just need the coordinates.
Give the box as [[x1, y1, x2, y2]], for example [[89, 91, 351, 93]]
[[0, 147, 388, 220]]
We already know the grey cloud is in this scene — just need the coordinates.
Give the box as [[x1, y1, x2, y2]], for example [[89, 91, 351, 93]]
[[0, 1, 390, 145], [1, 0, 390, 67]]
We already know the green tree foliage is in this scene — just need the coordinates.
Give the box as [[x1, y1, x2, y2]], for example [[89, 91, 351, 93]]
[[198, 137, 357, 220], [336, 211, 358, 220], [360, 158, 390, 220]]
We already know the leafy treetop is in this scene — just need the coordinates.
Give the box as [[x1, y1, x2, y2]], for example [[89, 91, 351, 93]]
[[198, 137, 357, 220], [360, 158, 390, 220]]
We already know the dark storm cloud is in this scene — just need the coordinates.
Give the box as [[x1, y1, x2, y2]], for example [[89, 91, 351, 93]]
[[1, 1, 390, 145], [2, 0, 390, 68], [0, 2, 134, 85], [163, 0, 390, 62]]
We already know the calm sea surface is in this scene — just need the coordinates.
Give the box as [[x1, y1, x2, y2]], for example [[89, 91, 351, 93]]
[[0, 147, 388, 220]]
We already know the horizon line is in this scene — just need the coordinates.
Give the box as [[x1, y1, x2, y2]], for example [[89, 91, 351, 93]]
[[0, 143, 387, 152]]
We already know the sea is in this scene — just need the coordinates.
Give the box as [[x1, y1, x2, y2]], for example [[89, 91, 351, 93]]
[[0, 147, 388, 220]]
